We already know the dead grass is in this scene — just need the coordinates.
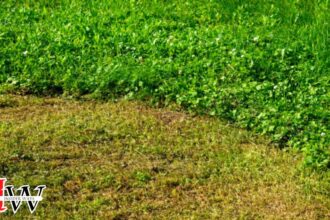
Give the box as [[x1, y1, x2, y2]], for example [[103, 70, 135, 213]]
[[0, 95, 329, 219]]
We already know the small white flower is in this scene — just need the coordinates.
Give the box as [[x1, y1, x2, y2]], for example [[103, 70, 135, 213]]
[[23, 51, 28, 56], [321, 132, 326, 137], [253, 36, 259, 42]]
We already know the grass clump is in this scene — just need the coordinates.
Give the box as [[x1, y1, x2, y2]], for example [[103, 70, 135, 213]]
[[0, 0, 329, 168]]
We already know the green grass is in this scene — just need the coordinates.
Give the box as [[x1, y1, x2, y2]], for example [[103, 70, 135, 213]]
[[0, 95, 329, 219], [0, 1, 329, 166]]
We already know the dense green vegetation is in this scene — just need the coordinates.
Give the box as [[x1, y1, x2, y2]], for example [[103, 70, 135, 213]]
[[0, 0, 329, 168], [0, 95, 329, 218]]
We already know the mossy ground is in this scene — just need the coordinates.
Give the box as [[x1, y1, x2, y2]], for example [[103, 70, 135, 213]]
[[0, 95, 329, 219]]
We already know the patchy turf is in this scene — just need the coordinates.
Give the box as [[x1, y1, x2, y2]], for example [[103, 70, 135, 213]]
[[0, 95, 329, 219]]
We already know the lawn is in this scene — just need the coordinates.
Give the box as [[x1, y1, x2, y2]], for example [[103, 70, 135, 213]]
[[0, 0, 329, 218], [0, 95, 329, 219], [0, 0, 329, 167]]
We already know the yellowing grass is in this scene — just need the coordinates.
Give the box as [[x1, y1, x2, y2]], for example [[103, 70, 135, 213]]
[[0, 95, 329, 219]]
